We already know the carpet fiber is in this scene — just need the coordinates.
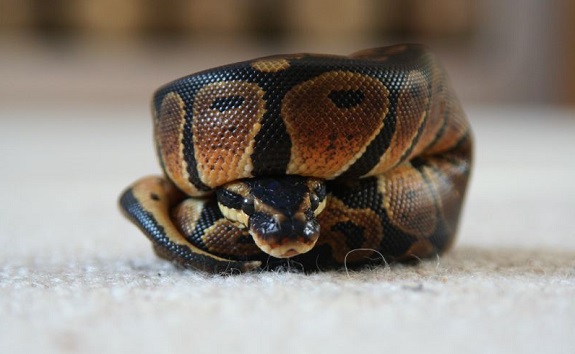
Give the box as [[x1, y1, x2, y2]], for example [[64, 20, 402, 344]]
[[1, 104, 574, 354]]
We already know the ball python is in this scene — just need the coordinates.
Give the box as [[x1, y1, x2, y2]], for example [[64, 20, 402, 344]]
[[119, 44, 473, 274]]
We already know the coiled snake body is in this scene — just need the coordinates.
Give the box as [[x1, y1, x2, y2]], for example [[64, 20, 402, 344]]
[[119, 44, 473, 273]]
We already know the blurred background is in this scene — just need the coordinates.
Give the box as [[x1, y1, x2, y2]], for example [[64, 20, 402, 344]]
[[1, 0, 574, 107], [1, 6, 574, 354]]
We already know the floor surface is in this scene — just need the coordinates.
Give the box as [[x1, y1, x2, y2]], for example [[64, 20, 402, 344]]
[[1, 99, 574, 354]]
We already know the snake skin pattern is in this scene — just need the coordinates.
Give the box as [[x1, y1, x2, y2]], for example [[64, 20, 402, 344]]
[[119, 44, 473, 273]]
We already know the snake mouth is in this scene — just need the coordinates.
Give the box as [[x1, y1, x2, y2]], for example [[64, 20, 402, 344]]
[[249, 212, 320, 258], [253, 236, 318, 258]]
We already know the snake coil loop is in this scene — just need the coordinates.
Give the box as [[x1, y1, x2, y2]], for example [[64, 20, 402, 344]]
[[119, 44, 473, 273]]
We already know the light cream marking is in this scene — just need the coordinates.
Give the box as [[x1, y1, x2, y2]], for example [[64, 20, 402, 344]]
[[216, 181, 252, 227], [200, 219, 259, 257], [254, 238, 316, 259], [219, 203, 249, 228]]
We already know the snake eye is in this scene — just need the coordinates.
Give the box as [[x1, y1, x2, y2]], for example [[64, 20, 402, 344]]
[[310, 194, 320, 211], [242, 198, 255, 216], [314, 184, 326, 201]]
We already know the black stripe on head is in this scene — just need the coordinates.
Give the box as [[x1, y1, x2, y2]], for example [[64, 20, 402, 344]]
[[249, 176, 310, 217], [215, 188, 245, 210]]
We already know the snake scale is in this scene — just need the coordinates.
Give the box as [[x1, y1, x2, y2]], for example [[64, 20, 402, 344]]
[[119, 44, 473, 273]]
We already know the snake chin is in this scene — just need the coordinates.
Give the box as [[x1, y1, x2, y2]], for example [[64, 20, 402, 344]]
[[262, 244, 309, 259], [249, 212, 320, 258], [253, 234, 318, 258]]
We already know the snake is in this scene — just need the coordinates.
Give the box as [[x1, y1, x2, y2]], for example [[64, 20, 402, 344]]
[[119, 44, 473, 274]]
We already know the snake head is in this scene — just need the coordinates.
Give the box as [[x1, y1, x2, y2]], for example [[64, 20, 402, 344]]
[[216, 176, 326, 258]]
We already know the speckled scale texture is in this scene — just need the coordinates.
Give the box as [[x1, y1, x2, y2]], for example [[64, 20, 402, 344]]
[[151, 45, 454, 193], [119, 44, 473, 273]]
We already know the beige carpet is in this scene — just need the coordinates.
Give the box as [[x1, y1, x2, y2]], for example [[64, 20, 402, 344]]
[[1, 101, 574, 354]]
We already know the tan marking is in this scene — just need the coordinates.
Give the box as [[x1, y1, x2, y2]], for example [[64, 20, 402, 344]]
[[379, 164, 438, 237], [201, 219, 260, 258], [420, 138, 471, 246], [171, 198, 207, 237], [217, 180, 251, 227], [252, 58, 290, 72], [283, 71, 389, 178], [129, 176, 228, 260], [192, 81, 265, 187], [316, 197, 383, 264], [314, 198, 327, 216], [254, 236, 316, 259], [366, 70, 430, 176], [156, 93, 208, 197]]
